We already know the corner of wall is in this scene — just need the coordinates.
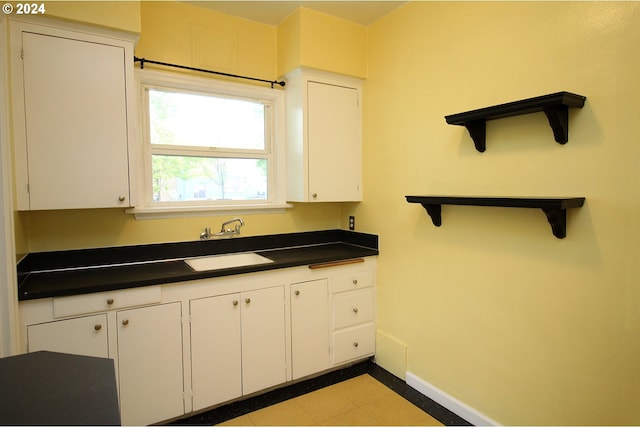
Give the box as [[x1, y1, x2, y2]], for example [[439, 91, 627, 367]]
[[276, 8, 301, 77]]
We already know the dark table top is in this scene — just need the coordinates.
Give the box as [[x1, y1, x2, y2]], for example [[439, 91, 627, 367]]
[[0, 351, 120, 425]]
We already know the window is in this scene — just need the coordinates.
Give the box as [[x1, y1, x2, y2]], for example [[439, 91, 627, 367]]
[[131, 69, 288, 218]]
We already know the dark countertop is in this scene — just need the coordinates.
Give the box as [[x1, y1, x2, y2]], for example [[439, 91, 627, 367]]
[[17, 230, 378, 300], [0, 351, 120, 425]]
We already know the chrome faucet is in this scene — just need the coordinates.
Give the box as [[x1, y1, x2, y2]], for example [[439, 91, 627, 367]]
[[200, 218, 245, 240], [220, 217, 244, 234]]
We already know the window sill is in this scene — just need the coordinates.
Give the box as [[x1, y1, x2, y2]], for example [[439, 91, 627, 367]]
[[125, 203, 293, 220]]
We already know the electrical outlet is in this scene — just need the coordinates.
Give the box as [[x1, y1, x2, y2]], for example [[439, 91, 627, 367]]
[[348, 216, 355, 230]]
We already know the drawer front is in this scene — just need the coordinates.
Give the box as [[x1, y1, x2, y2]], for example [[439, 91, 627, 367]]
[[332, 322, 375, 365], [333, 289, 374, 329], [53, 286, 162, 318], [332, 270, 374, 293]]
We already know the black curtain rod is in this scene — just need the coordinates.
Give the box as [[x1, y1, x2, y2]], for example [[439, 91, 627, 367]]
[[134, 56, 286, 88]]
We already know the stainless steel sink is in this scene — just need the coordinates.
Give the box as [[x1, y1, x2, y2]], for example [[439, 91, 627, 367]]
[[184, 252, 273, 271]]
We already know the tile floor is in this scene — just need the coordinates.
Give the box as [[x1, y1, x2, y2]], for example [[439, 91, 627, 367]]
[[168, 360, 471, 426], [218, 374, 443, 426]]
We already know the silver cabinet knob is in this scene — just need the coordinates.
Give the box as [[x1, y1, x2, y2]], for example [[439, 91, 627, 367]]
[[118, 195, 126, 202], [122, 319, 129, 326], [94, 324, 102, 331], [106, 298, 114, 305]]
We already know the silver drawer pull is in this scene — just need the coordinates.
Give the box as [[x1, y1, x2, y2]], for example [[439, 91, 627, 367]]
[[106, 298, 114, 305]]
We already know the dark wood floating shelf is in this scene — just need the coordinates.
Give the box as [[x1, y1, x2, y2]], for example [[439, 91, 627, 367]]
[[405, 196, 585, 239], [445, 92, 586, 152]]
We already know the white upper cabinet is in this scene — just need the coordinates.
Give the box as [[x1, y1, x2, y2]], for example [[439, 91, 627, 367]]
[[284, 68, 363, 202], [9, 18, 137, 210]]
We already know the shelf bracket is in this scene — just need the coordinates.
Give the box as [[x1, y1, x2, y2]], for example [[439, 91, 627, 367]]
[[543, 105, 569, 144], [541, 207, 567, 239], [422, 204, 442, 226], [463, 120, 486, 152]]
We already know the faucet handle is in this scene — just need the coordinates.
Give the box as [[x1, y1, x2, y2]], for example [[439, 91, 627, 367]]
[[200, 227, 211, 240]]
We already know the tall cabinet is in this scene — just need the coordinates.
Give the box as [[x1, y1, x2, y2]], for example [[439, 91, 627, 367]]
[[284, 68, 363, 202], [9, 17, 137, 210]]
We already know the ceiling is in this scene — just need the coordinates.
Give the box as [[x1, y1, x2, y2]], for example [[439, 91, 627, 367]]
[[183, 1, 407, 26]]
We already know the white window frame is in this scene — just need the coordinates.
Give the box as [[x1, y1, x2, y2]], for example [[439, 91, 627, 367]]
[[127, 69, 290, 219]]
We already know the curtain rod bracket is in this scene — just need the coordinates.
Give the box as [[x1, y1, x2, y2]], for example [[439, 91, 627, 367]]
[[133, 56, 285, 88]]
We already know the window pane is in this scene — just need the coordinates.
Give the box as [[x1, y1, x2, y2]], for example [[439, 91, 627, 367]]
[[152, 155, 267, 202], [148, 89, 266, 150]]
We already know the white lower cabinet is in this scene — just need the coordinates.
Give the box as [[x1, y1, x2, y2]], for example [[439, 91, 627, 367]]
[[241, 286, 287, 394], [19, 257, 376, 424], [117, 302, 184, 426], [190, 293, 242, 411], [290, 279, 330, 379], [27, 314, 108, 358], [189, 286, 286, 411]]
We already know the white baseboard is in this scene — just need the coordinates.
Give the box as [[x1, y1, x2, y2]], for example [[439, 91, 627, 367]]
[[405, 371, 501, 426]]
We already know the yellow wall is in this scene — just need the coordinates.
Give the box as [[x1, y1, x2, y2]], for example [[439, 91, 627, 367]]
[[136, 1, 276, 82], [359, 1, 640, 424], [277, 8, 301, 77], [43, 1, 141, 33], [278, 7, 367, 78], [19, 1, 345, 252]]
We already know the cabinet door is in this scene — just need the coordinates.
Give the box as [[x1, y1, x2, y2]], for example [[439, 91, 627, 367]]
[[190, 294, 242, 412], [241, 286, 286, 395], [21, 32, 130, 210], [307, 81, 361, 202], [117, 303, 184, 426], [291, 279, 330, 379], [27, 314, 108, 358]]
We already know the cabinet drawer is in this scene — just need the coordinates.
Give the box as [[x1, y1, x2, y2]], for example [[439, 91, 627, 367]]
[[332, 270, 374, 293], [333, 289, 374, 329], [332, 322, 375, 365], [53, 286, 161, 318]]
